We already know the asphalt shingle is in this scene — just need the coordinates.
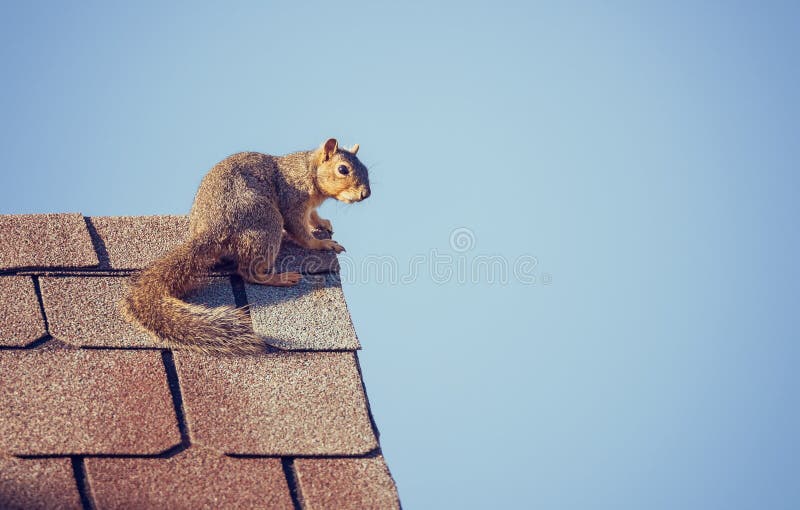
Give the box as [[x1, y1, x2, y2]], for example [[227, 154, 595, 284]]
[[295, 456, 401, 510], [88, 215, 189, 269], [86, 448, 293, 509], [0, 213, 99, 270], [0, 349, 181, 455], [174, 351, 377, 455], [0, 456, 82, 510], [246, 273, 359, 350], [39, 276, 236, 348], [0, 276, 46, 346], [275, 235, 340, 274]]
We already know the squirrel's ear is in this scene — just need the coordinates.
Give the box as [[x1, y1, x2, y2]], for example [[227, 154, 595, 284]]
[[350, 143, 360, 155], [322, 138, 338, 161]]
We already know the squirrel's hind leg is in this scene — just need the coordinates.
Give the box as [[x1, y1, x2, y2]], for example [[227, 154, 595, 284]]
[[234, 228, 301, 287], [244, 271, 302, 287]]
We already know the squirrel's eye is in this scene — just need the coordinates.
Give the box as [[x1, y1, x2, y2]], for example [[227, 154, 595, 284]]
[[337, 165, 350, 176]]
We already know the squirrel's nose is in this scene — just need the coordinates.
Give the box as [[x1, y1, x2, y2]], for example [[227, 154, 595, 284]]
[[361, 187, 371, 200]]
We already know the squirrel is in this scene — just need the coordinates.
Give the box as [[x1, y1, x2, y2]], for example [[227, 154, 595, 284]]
[[121, 138, 370, 354]]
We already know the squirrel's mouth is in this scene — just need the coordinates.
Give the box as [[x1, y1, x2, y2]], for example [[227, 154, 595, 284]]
[[336, 187, 369, 204], [337, 194, 358, 204]]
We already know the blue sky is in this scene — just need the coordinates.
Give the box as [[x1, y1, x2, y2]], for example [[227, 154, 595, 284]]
[[2, 1, 799, 508]]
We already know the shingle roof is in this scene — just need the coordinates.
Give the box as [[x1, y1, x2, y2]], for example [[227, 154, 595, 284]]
[[0, 214, 400, 509]]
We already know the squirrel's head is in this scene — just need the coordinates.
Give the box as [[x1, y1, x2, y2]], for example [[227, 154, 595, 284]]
[[314, 138, 371, 203]]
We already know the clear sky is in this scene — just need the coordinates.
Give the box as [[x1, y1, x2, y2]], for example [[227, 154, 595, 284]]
[[2, 1, 799, 508]]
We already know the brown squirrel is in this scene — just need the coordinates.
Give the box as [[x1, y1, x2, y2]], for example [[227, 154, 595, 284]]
[[121, 138, 370, 354]]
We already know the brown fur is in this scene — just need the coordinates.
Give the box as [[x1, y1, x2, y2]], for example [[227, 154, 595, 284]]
[[121, 138, 370, 354]]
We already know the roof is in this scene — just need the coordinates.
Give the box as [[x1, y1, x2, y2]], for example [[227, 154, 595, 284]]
[[0, 213, 400, 509]]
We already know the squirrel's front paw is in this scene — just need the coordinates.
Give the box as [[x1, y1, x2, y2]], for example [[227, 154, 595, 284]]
[[318, 239, 346, 253]]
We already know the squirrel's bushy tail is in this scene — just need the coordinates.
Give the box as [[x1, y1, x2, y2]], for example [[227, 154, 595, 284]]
[[121, 236, 263, 355]]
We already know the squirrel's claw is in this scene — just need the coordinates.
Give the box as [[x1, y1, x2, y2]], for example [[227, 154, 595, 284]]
[[319, 239, 346, 253]]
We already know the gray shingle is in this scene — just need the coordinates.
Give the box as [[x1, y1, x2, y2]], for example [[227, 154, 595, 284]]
[[40, 276, 235, 347], [246, 273, 359, 350]]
